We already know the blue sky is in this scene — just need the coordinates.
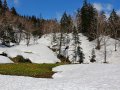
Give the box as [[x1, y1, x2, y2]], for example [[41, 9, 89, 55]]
[[6, 0, 120, 19]]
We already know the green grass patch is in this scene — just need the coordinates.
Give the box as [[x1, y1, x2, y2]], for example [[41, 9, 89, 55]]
[[0, 63, 60, 78], [24, 52, 33, 54]]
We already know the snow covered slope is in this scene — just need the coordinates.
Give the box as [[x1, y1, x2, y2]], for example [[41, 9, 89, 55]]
[[0, 33, 119, 64], [0, 56, 13, 63], [3, 44, 60, 64], [0, 44, 60, 64], [39, 33, 120, 64], [0, 64, 120, 90]]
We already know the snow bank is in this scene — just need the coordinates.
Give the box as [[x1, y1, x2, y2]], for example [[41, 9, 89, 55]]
[[53, 64, 120, 89], [38, 34, 52, 46], [0, 64, 120, 90], [0, 34, 60, 64], [4, 44, 60, 64], [0, 56, 13, 63]]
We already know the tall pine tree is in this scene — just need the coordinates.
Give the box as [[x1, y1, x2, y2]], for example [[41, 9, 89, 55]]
[[81, 0, 97, 40], [77, 46, 85, 64], [11, 7, 18, 15], [60, 12, 73, 33], [109, 9, 120, 51], [0, 0, 2, 15], [72, 26, 79, 63], [72, 26, 85, 63], [109, 9, 120, 37], [3, 0, 8, 13], [59, 12, 73, 56]]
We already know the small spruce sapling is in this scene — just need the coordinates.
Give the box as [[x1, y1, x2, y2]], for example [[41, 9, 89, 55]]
[[90, 48, 96, 63], [77, 46, 85, 64]]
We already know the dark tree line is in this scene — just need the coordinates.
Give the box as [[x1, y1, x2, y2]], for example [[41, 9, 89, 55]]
[[79, 0, 120, 39]]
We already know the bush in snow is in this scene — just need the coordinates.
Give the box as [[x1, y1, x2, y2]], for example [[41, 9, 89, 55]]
[[90, 48, 96, 63], [77, 46, 85, 64], [11, 55, 31, 63], [57, 54, 71, 64]]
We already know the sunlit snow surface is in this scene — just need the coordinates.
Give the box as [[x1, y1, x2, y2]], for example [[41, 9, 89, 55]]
[[0, 33, 120, 90], [39, 33, 120, 64], [0, 56, 13, 63], [0, 64, 120, 90]]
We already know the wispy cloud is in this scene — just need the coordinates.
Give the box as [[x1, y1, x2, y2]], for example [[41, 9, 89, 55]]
[[93, 3, 113, 18], [93, 3, 103, 11], [93, 3, 113, 12], [117, 10, 120, 15], [14, 0, 19, 6], [106, 4, 113, 11]]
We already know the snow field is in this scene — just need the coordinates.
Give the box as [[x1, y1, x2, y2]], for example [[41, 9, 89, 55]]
[[0, 64, 120, 90]]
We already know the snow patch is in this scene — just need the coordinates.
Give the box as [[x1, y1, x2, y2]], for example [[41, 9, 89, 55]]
[[0, 56, 13, 63]]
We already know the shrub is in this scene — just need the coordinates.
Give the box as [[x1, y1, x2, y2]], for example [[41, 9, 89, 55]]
[[0, 52, 8, 57], [90, 56, 96, 63], [11, 55, 32, 63], [57, 54, 71, 64], [90, 49, 96, 63], [77, 46, 85, 64]]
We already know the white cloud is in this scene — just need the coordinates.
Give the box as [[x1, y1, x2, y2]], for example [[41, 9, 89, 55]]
[[117, 10, 120, 15], [14, 0, 19, 5], [93, 3, 102, 11], [93, 3, 113, 18], [93, 3, 113, 11], [106, 4, 113, 11]]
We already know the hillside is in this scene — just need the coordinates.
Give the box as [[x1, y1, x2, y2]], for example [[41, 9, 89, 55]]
[[0, 33, 120, 64], [38, 33, 120, 64], [0, 0, 120, 90]]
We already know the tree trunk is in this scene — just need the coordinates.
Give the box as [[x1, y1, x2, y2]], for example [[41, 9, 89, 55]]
[[96, 38, 101, 50], [59, 33, 63, 55], [104, 38, 107, 63]]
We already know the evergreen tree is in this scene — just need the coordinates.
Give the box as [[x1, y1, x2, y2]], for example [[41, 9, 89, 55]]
[[109, 9, 119, 22], [90, 48, 96, 63], [0, 19, 15, 46], [81, 0, 89, 33], [59, 12, 73, 56], [11, 7, 18, 15], [109, 9, 119, 31], [3, 0, 8, 12], [0, 0, 2, 8], [72, 26, 85, 64], [109, 9, 120, 51], [76, 9, 81, 32], [77, 46, 85, 64], [0, 0, 2, 15], [60, 12, 68, 33], [60, 12, 73, 33], [81, 0, 97, 40], [73, 26, 79, 44], [72, 26, 79, 63], [67, 15, 73, 33], [109, 9, 120, 37]]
